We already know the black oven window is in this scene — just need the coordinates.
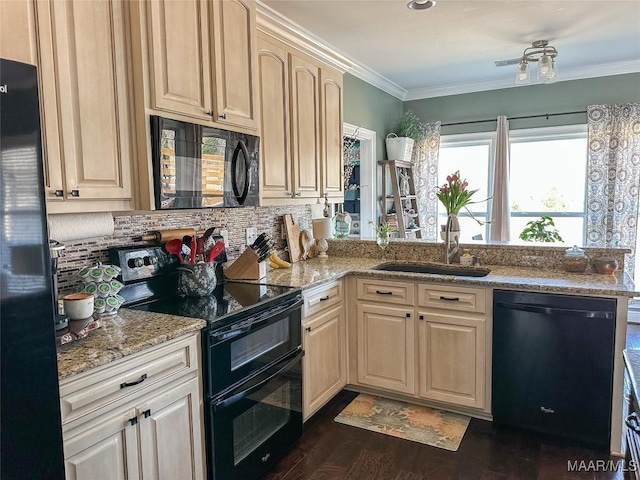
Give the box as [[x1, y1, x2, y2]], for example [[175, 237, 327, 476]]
[[230, 317, 290, 372], [233, 383, 292, 465]]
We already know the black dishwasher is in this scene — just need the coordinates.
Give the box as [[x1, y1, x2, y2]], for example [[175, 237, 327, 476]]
[[492, 289, 616, 448]]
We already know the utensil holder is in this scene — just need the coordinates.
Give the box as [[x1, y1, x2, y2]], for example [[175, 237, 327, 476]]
[[224, 248, 267, 280], [177, 263, 218, 297]]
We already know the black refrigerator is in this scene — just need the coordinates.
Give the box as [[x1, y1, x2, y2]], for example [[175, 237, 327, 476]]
[[1, 59, 65, 478]]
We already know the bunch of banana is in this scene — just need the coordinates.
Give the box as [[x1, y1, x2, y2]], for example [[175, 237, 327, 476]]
[[268, 252, 291, 269]]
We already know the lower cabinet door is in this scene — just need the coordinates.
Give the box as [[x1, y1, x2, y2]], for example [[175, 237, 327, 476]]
[[138, 377, 204, 480], [303, 305, 346, 420], [418, 311, 485, 409], [356, 303, 415, 395], [64, 407, 140, 480]]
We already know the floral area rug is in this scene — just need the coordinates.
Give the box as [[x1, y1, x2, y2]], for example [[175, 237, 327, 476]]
[[334, 394, 470, 451]]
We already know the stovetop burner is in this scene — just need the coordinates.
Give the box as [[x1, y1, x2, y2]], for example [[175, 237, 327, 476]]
[[129, 281, 299, 326]]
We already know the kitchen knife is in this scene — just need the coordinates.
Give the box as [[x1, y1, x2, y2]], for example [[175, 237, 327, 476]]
[[251, 233, 266, 250], [207, 241, 226, 263]]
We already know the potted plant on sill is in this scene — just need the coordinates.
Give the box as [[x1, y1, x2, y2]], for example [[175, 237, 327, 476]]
[[437, 171, 488, 241], [386, 110, 424, 162], [519, 216, 564, 242]]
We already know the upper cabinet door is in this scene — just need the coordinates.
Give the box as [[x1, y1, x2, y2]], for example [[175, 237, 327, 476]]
[[146, 0, 213, 121], [211, 0, 258, 130], [257, 36, 293, 199], [290, 54, 320, 198], [0, 0, 37, 65], [320, 68, 344, 199], [50, 0, 133, 201]]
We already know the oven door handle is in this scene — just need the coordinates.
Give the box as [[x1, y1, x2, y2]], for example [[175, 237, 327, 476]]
[[211, 296, 302, 344], [213, 350, 304, 411]]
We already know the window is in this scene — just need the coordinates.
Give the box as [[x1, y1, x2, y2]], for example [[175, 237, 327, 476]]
[[438, 125, 588, 245], [438, 132, 493, 241], [509, 125, 587, 245]]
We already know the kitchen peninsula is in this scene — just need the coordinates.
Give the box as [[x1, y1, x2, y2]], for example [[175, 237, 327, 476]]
[[58, 237, 638, 471]]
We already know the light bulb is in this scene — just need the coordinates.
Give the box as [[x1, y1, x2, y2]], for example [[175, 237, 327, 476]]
[[515, 61, 529, 85], [538, 54, 552, 79]]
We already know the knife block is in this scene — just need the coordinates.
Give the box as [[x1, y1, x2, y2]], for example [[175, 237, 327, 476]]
[[224, 248, 267, 280]]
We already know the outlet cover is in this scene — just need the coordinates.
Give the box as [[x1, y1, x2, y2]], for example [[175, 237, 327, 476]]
[[246, 227, 257, 246]]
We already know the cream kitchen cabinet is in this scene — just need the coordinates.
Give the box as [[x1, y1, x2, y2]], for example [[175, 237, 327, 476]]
[[351, 277, 488, 411], [36, 0, 135, 213], [356, 302, 416, 395], [141, 0, 258, 131], [257, 32, 343, 204], [59, 334, 205, 480], [302, 281, 346, 420], [0, 0, 37, 65]]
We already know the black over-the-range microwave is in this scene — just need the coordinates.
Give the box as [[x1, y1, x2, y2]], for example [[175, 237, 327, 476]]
[[150, 116, 260, 209]]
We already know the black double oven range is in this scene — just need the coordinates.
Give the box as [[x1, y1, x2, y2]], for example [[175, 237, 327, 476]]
[[110, 245, 303, 480]]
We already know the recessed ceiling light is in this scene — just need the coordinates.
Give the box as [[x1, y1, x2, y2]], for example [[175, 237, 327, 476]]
[[407, 0, 436, 10]]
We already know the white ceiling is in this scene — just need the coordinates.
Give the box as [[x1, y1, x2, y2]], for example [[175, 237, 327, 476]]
[[261, 0, 640, 100]]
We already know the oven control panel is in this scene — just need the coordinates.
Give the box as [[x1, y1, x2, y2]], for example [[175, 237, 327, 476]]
[[108, 246, 176, 283]]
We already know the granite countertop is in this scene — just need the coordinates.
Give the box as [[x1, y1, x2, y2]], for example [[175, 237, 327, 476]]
[[264, 256, 640, 297], [56, 309, 206, 380]]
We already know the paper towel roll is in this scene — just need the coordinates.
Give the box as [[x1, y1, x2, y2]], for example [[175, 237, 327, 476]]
[[48, 213, 115, 243]]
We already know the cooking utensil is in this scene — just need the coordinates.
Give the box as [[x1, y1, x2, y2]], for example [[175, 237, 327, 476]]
[[140, 228, 198, 243], [190, 236, 197, 265], [207, 241, 226, 263], [201, 227, 216, 253], [165, 239, 184, 263]]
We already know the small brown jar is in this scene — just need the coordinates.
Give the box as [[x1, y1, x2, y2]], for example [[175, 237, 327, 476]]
[[562, 245, 588, 273], [593, 257, 619, 275]]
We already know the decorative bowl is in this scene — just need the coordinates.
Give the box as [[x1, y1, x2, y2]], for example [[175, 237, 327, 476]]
[[592, 257, 618, 275]]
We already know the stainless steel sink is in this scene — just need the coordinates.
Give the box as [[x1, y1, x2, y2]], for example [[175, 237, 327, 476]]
[[374, 262, 491, 277]]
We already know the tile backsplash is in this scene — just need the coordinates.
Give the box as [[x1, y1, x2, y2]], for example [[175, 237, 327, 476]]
[[55, 205, 312, 294]]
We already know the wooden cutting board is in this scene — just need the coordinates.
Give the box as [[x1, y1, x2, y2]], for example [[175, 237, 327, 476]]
[[283, 213, 302, 263]]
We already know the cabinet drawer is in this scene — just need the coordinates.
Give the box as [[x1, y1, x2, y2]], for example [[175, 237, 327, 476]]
[[59, 334, 198, 426], [356, 278, 414, 305], [303, 281, 342, 318], [417, 284, 485, 313]]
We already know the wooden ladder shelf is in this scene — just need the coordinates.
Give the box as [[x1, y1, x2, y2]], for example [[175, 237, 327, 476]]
[[380, 160, 423, 239]]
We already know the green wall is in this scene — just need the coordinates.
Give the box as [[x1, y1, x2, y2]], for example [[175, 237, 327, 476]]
[[343, 73, 403, 159], [405, 73, 640, 135]]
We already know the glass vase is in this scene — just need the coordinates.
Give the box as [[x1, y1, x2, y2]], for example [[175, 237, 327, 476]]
[[333, 205, 352, 238]]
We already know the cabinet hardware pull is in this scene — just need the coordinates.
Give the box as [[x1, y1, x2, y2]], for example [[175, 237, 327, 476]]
[[120, 373, 147, 389], [540, 406, 555, 414], [419, 315, 424, 320], [439, 296, 459, 302], [626, 413, 640, 432], [70, 189, 80, 197], [218, 113, 227, 119], [294, 192, 301, 197], [206, 111, 213, 116], [261, 453, 271, 463], [305, 326, 311, 332], [54, 190, 63, 197], [406, 313, 411, 318], [129, 416, 138, 426], [319, 295, 330, 301], [376, 290, 393, 295], [143, 409, 151, 418]]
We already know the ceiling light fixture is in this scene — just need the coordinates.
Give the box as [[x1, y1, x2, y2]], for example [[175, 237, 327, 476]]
[[407, 0, 436, 10], [515, 40, 558, 86]]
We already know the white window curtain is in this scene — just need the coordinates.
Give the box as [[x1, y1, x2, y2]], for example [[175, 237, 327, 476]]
[[490, 115, 511, 241], [585, 103, 640, 275], [412, 122, 441, 241]]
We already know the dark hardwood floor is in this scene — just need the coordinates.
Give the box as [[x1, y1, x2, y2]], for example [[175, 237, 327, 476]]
[[262, 324, 640, 479], [264, 390, 627, 480]]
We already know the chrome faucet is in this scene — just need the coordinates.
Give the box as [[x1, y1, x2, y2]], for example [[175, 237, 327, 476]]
[[444, 214, 459, 264]]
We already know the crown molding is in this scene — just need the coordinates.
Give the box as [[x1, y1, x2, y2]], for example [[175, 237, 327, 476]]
[[256, 1, 407, 100], [405, 60, 640, 101]]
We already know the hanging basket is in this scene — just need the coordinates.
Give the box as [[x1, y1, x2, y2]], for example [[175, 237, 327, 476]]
[[385, 133, 415, 162]]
